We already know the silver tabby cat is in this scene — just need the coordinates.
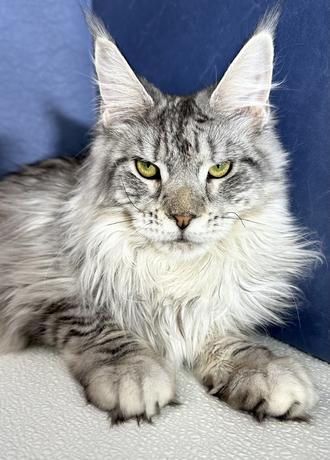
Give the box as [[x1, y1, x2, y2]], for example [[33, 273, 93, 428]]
[[0, 15, 319, 423]]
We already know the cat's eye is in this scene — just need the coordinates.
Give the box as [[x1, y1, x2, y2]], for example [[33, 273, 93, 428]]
[[208, 161, 232, 179], [135, 160, 160, 179]]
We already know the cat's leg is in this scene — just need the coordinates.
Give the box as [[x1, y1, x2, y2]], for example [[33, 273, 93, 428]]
[[193, 335, 317, 421], [39, 306, 176, 423]]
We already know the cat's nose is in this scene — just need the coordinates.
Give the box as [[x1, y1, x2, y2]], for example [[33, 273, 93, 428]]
[[173, 214, 195, 229]]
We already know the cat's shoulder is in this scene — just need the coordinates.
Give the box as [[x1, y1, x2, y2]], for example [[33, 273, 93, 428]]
[[0, 156, 82, 193]]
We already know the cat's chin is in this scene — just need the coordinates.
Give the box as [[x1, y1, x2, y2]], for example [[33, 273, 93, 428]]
[[151, 238, 213, 259]]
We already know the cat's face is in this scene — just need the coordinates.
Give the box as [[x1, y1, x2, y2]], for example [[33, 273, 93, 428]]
[[105, 98, 269, 252], [91, 20, 280, 253]]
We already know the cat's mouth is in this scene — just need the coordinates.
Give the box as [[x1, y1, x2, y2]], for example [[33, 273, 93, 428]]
[[153, 227, 214, 247], [174, 232, 188, 243], [171, 229, 203, 245], [162, 233, 205, 249]]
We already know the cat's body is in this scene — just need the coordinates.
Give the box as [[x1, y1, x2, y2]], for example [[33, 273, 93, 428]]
[[0, 15, 319, 423], [0, 109, 308, 365]]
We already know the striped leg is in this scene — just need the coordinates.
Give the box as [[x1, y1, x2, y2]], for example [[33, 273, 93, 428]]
[[38, 305, 176, 424], [194, 335, 317, 421]]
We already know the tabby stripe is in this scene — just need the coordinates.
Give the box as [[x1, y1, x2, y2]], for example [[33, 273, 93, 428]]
[[207, 135, 217, 159], [231, 345, 255, 356], [55, 315, 96, 327], [241, 156, 262, 172], [94, 341, 137, 360], [59, 325, 103, 348], [81, 333, 127, 353]]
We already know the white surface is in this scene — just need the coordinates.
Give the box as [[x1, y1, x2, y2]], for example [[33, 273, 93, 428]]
[[0, 339, 329, 460]]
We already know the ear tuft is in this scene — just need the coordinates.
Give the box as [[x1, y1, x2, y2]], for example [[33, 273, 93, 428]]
[[210, 25, 276, 123], [88, 15, 154, 126], [255, 6, 280, 37], [86, 11, 114, 44]]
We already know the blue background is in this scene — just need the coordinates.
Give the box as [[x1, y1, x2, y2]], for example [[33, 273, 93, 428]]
[[0, 0, 329, 361]]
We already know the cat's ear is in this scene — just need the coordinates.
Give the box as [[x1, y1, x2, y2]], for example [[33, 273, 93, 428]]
[[210, 31, 274, 123], [90, 17, 154, 126]]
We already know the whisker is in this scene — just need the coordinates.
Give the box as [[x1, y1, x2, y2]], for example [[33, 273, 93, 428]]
[[115, 198, 154, 208], [120, 178, 146, 214], [105, 218, 136, 227], [241, 218, 265, 225], [119, 179, 156, 213], [224, 211, 246, 228], [223, 212, 266, 226], [220, 216, 246, 229]]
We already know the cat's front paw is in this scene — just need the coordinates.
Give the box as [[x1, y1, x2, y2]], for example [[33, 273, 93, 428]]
[[214, 356, 317, 421], [84, 354, 176, 424]]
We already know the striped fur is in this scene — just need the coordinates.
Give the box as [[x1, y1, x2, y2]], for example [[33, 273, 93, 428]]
[[0, 15, 319, 422]]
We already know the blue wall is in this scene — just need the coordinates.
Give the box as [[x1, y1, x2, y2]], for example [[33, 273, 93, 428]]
[[0, 1, 329, 361], [0, 0, 94, 175]]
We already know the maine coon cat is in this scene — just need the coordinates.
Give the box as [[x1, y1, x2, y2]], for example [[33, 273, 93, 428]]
[[0, 15, 319, 423]]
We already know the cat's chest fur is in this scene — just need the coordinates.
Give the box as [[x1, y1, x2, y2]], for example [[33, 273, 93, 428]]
[[110, 246, 226, 365], [79, 207, 295, 366]]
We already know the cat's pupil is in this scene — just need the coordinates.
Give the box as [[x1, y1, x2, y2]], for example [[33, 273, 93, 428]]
[[146, 162, 151, 168]]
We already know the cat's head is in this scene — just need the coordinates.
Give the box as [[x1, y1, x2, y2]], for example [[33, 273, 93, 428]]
[[88, 16, 285, 255]]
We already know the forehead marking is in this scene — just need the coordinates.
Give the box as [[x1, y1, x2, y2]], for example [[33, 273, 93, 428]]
[[156, 98, 213, 163]]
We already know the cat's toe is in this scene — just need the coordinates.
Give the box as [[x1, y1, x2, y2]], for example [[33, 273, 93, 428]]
[[84, 355, 176, 423], [263, 357, 318, 420], [214, 356, 317, 421]]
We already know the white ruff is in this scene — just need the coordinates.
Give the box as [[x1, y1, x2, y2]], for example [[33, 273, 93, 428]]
[[76, 198, 316, 367]]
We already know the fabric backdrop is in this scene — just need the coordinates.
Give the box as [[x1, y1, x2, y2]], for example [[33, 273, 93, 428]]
[[0, 0, 329, 361]]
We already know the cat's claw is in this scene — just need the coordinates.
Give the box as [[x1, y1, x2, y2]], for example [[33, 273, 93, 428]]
[[214, 356, 317, 421], [84, 355, 176, 424]]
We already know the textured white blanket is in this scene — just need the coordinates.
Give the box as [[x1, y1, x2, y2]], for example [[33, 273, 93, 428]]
[[0, 338, 329, 460]]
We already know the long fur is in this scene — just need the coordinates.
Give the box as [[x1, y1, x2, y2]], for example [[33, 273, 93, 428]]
[[0, 14, 320, 421]]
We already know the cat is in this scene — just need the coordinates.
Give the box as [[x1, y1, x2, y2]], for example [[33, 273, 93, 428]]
[[0, 14, 319, 424]]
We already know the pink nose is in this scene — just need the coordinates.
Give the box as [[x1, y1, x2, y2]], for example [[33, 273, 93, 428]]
[[173, 214, 194, 229]]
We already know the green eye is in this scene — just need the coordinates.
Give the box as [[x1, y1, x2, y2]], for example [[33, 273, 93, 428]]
[[135, 160, 160, 179], [208, 161, 232, 178]]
